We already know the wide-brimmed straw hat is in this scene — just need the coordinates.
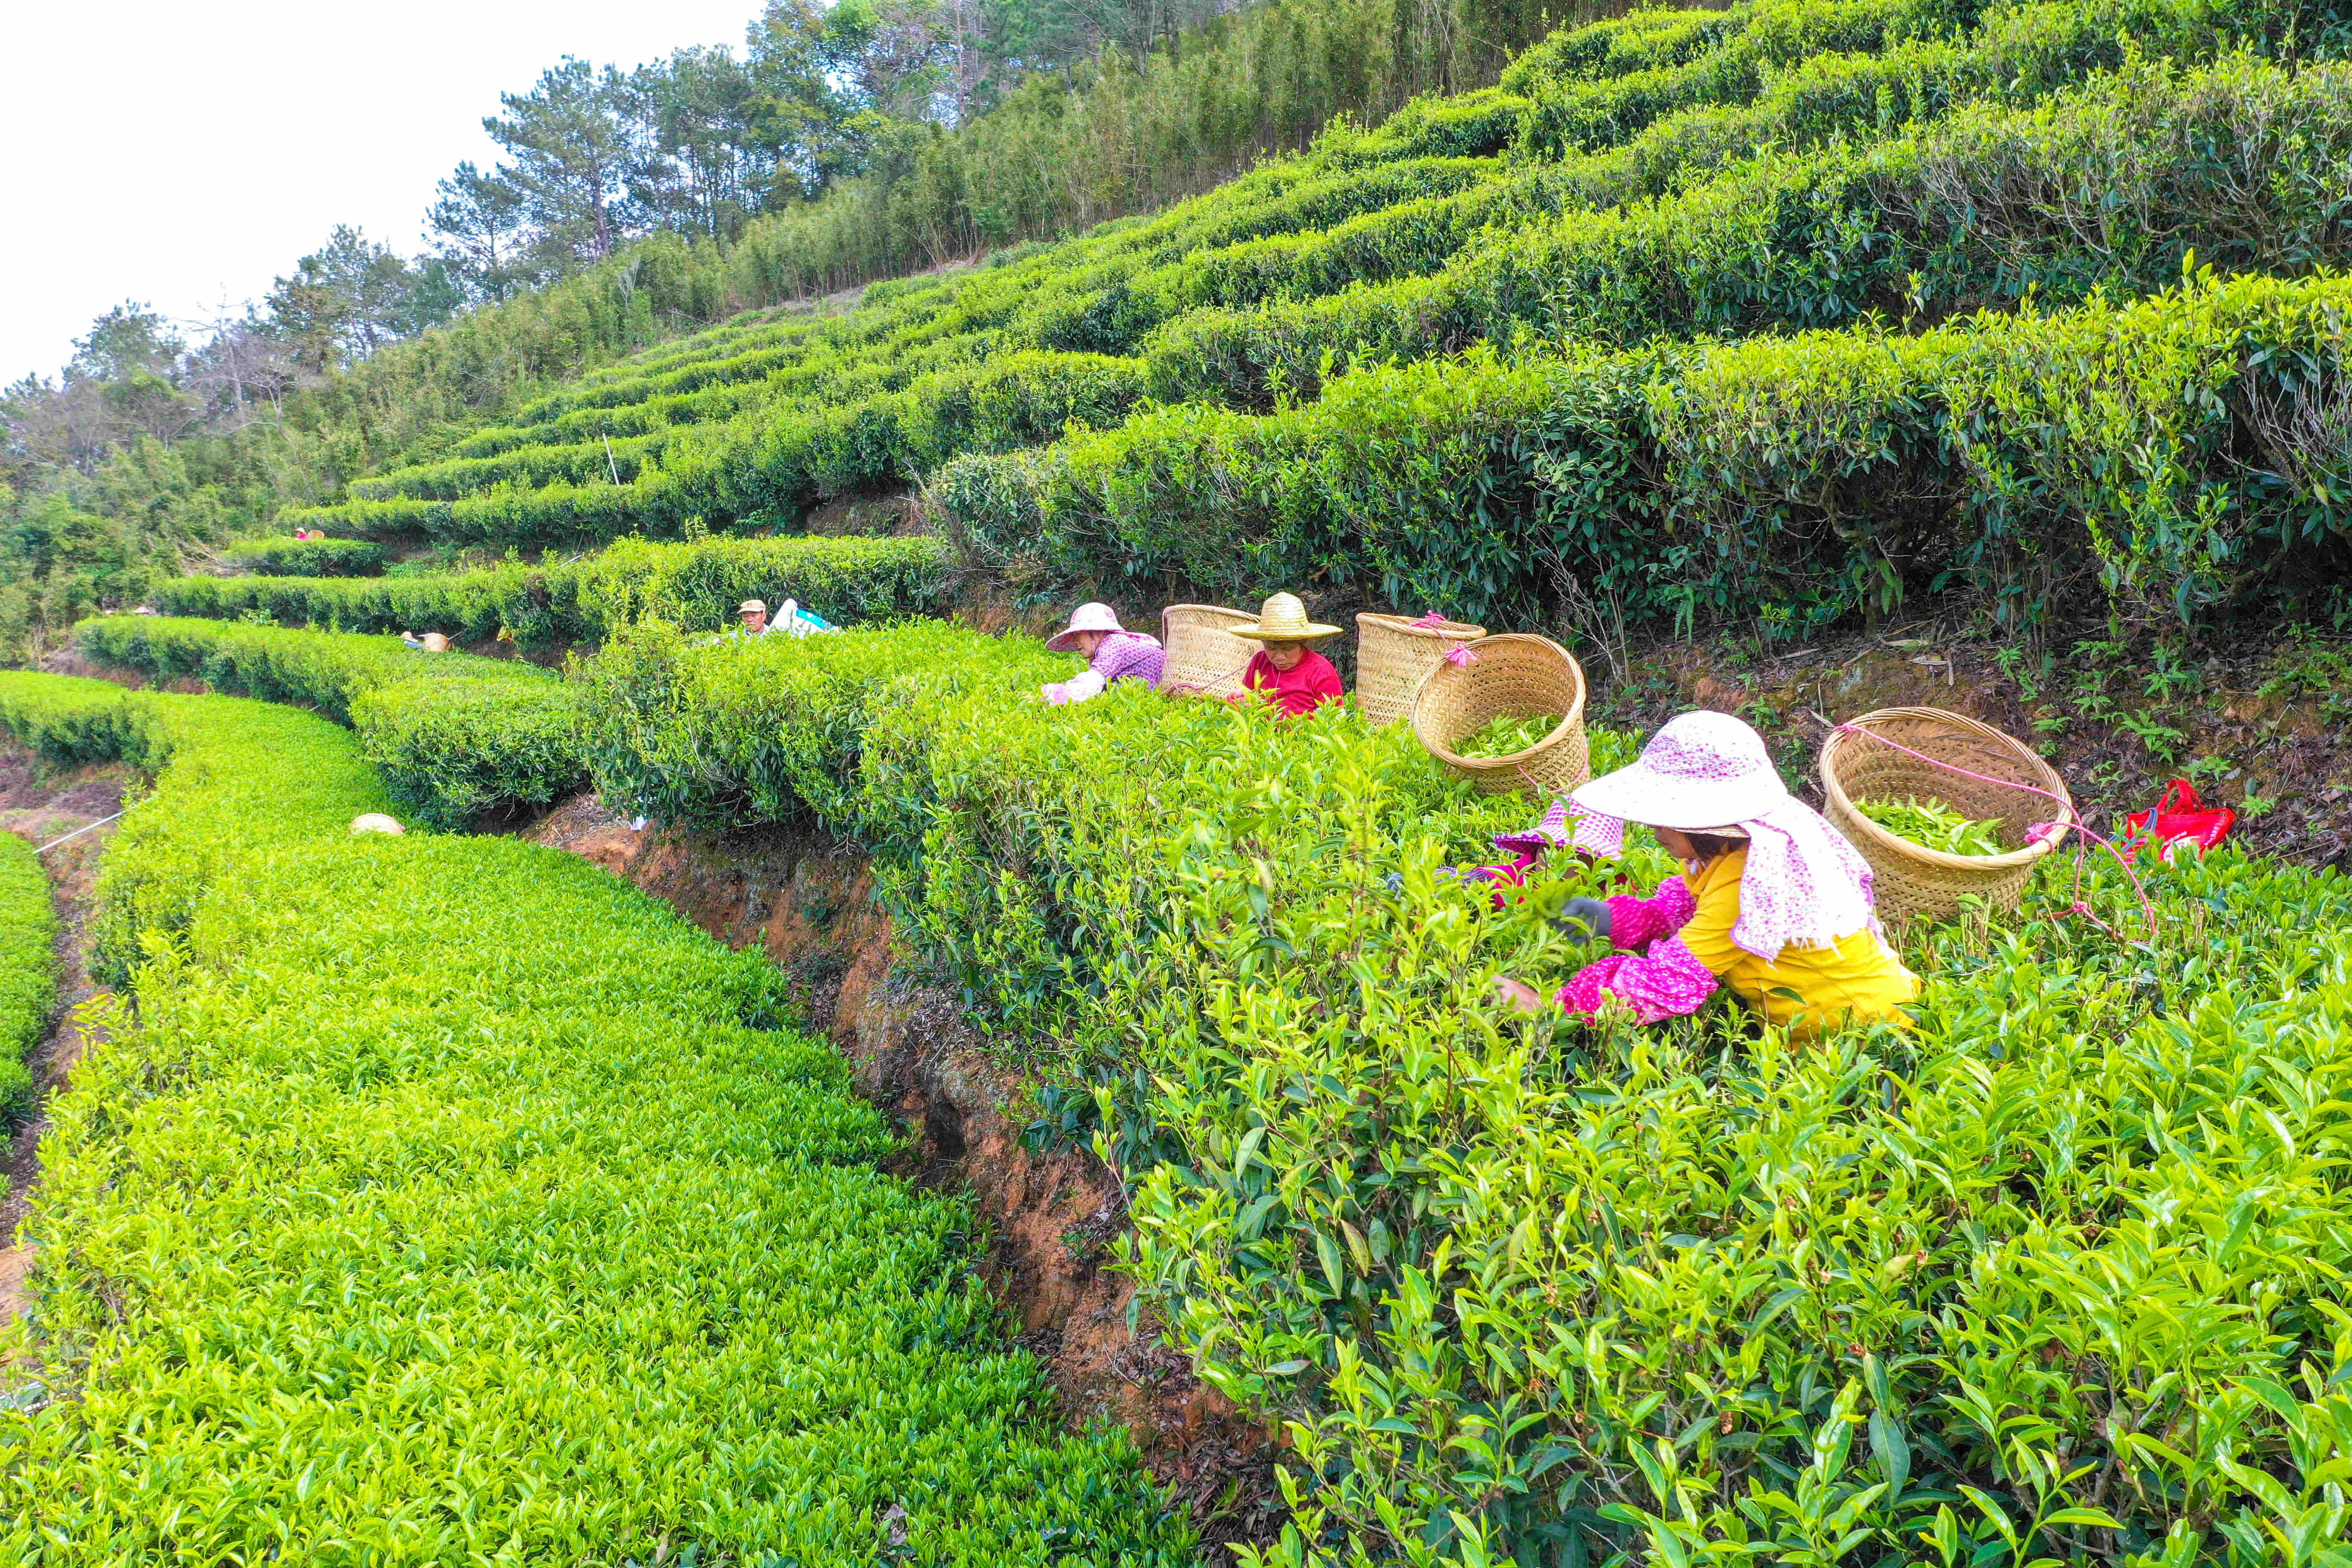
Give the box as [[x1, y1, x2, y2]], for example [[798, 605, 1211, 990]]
[[1230, 592, 1338, 643], [1047, 601, 1127, 652], [738, 599, 768, 615], [1570, 711, 1785, 833]]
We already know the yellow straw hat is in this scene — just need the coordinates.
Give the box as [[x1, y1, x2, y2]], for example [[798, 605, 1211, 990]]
[[1231, 592, 1339, 643]]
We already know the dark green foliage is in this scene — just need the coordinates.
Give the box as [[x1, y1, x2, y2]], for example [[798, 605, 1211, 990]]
[[572, 613, 2352, 1567], [0, 673, 1186, 1561], [150, 534, 956, 648], [74, 617, 580, 830], [0, 831, 55, 1126], [220, 536, 386, 576], [944, 271, 2352, 633], [270, 0, 2352, 596]]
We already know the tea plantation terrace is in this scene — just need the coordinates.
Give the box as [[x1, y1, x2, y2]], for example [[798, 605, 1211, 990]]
[[0, 673, 1188, 1561], [48, 602, 2352, 1561]]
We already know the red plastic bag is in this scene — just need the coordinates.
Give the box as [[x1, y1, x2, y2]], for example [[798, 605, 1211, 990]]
[[2124, 778, 2235, 864]]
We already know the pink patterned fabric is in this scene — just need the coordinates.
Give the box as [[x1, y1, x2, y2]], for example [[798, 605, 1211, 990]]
[[1494, 797, 1571, 857], [1567, 713, 1880, 963], [1556, 934, 1717, 1024], [1042, 631, 1165, 705], [1604, 878, 1697, 950]]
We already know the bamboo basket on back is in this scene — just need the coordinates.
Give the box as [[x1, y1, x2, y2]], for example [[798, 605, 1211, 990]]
[[1819, 705, 2074, 927], [1410, 634, 1590, 796], [1356, 612, 1486, 726], [1159, 604, 1259, 699]]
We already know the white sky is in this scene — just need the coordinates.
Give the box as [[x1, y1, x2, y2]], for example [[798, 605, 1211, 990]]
[[6, 0, 762, 384]]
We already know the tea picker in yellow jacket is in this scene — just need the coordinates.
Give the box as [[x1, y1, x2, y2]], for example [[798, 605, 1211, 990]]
[[1497, 710, 1919, 1033]]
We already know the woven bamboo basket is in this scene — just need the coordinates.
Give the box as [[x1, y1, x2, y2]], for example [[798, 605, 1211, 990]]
[[1820, 705, 2074, 927], [1159, 603, 1259, 699], [1409, 634, 1590, 796], [1356, 612, 1486, 727]]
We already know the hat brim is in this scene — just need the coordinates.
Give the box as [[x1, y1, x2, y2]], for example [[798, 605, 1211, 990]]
[[1045, 629, 1096, 652], [1570, 760, 1786, 832], [1229, 623, 1339, 642]]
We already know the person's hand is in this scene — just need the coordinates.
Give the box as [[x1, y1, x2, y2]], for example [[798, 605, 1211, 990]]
[[1493, 977, 1550, 1014], [1556, 896, 1612, 940]]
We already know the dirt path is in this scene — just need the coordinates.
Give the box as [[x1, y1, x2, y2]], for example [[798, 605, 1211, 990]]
[[0, 748, 126, 1329]]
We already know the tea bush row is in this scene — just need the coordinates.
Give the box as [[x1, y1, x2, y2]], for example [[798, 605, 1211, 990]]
[[1138, 48, 2352, 407], [353, 0, 1960, 479], [0, 673, 1186, 1562], [343, 353, 1146, 540], [1134, 0, 2311, 369], [0, 831, 54, 1127], [305, 9, 2341, 553], [218, 536, 386, 576], [363, 0, 1967, 472], [472, 150, 1476, 438], [943, 269, 2352, 633], [573, 614, 2352, 1566], [311, 42, 2340, 554], [150, 533, 956, 648], [73, 616, 581, 831]]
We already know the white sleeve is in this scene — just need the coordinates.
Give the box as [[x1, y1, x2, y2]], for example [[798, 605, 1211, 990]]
[[1044, 668, 1108, 705]]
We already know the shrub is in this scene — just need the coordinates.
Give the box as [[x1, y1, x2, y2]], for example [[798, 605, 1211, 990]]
[[74, 616, 581, 830], [945, 271, 2352, 633], [149, 534, 958, 649], [220, 536, 386, 576], [571, 612, 2352, 1567], [0, 830, 54, 1125], [0, 673, 1186, 1562]]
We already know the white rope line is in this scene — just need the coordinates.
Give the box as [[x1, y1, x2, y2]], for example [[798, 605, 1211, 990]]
[[34, 811, 125, 854]]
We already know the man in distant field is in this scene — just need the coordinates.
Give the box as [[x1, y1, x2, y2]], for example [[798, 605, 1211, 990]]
[[737, 598, 773, 637]]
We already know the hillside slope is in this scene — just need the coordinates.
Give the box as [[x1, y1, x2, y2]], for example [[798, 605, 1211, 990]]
[[254, 0, 2352, 643]]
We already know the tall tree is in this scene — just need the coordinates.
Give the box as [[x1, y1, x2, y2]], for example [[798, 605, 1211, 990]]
[[747, 0, 872, 200], [429, 161, 538, 300], [267, 227, 451, 371], [481, 58, 641, 266], [622, 47, 769, 241]]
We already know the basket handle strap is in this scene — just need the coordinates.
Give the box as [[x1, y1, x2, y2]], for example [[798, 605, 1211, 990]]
[[1835, 720, 2156, 944]]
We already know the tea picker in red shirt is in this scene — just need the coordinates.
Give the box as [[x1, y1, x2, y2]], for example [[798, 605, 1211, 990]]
[[1227, 593, 1344, 717]]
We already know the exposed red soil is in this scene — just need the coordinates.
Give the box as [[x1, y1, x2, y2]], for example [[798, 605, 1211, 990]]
[[528, 795, 1284, 1553], [0, 746, 125, 1329]]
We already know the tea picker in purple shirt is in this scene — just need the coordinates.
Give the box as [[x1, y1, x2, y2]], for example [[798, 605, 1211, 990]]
[[1040, 602, 1165, 705]]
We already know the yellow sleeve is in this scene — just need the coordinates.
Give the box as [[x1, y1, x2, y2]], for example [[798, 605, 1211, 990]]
[[1675, 851, 1749, 978]]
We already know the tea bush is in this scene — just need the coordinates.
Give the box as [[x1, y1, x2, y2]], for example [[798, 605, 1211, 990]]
[[74, 616, 582, 830], [945, 270, 2352, 630], [219, 536, 386, 576], [275, 0, 2341, 560], [0, 830, 55, 1126], [576, 614, 2352, 1565], [0, 673, 1186, 1562], [150, 533, 955, 649]]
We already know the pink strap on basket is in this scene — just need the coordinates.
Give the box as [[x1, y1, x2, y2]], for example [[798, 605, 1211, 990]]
[[1835, 721, 2157, 944], [1409, 610, 1478, 666]]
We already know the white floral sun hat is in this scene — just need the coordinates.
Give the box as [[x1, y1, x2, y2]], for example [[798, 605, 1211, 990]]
[[1047, 602, 1127, 652], [1571, 710, 1788, 832]]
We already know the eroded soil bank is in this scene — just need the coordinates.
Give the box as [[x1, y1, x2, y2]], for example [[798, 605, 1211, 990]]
[[526, 796, 1286, 1553], [0, 746, 125, 1326]]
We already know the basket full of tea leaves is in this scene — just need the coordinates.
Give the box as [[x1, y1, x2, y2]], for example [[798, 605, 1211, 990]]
[[1454, 712, 1563, 760], [1854, 795, 2008, 858]]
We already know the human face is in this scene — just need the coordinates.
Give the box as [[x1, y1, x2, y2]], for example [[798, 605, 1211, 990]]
[[1072, 629, 1108, 658], [740, 609, 766, 633], [1265, 641, 1306, 671], [1654, 826, 1699, 864]]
